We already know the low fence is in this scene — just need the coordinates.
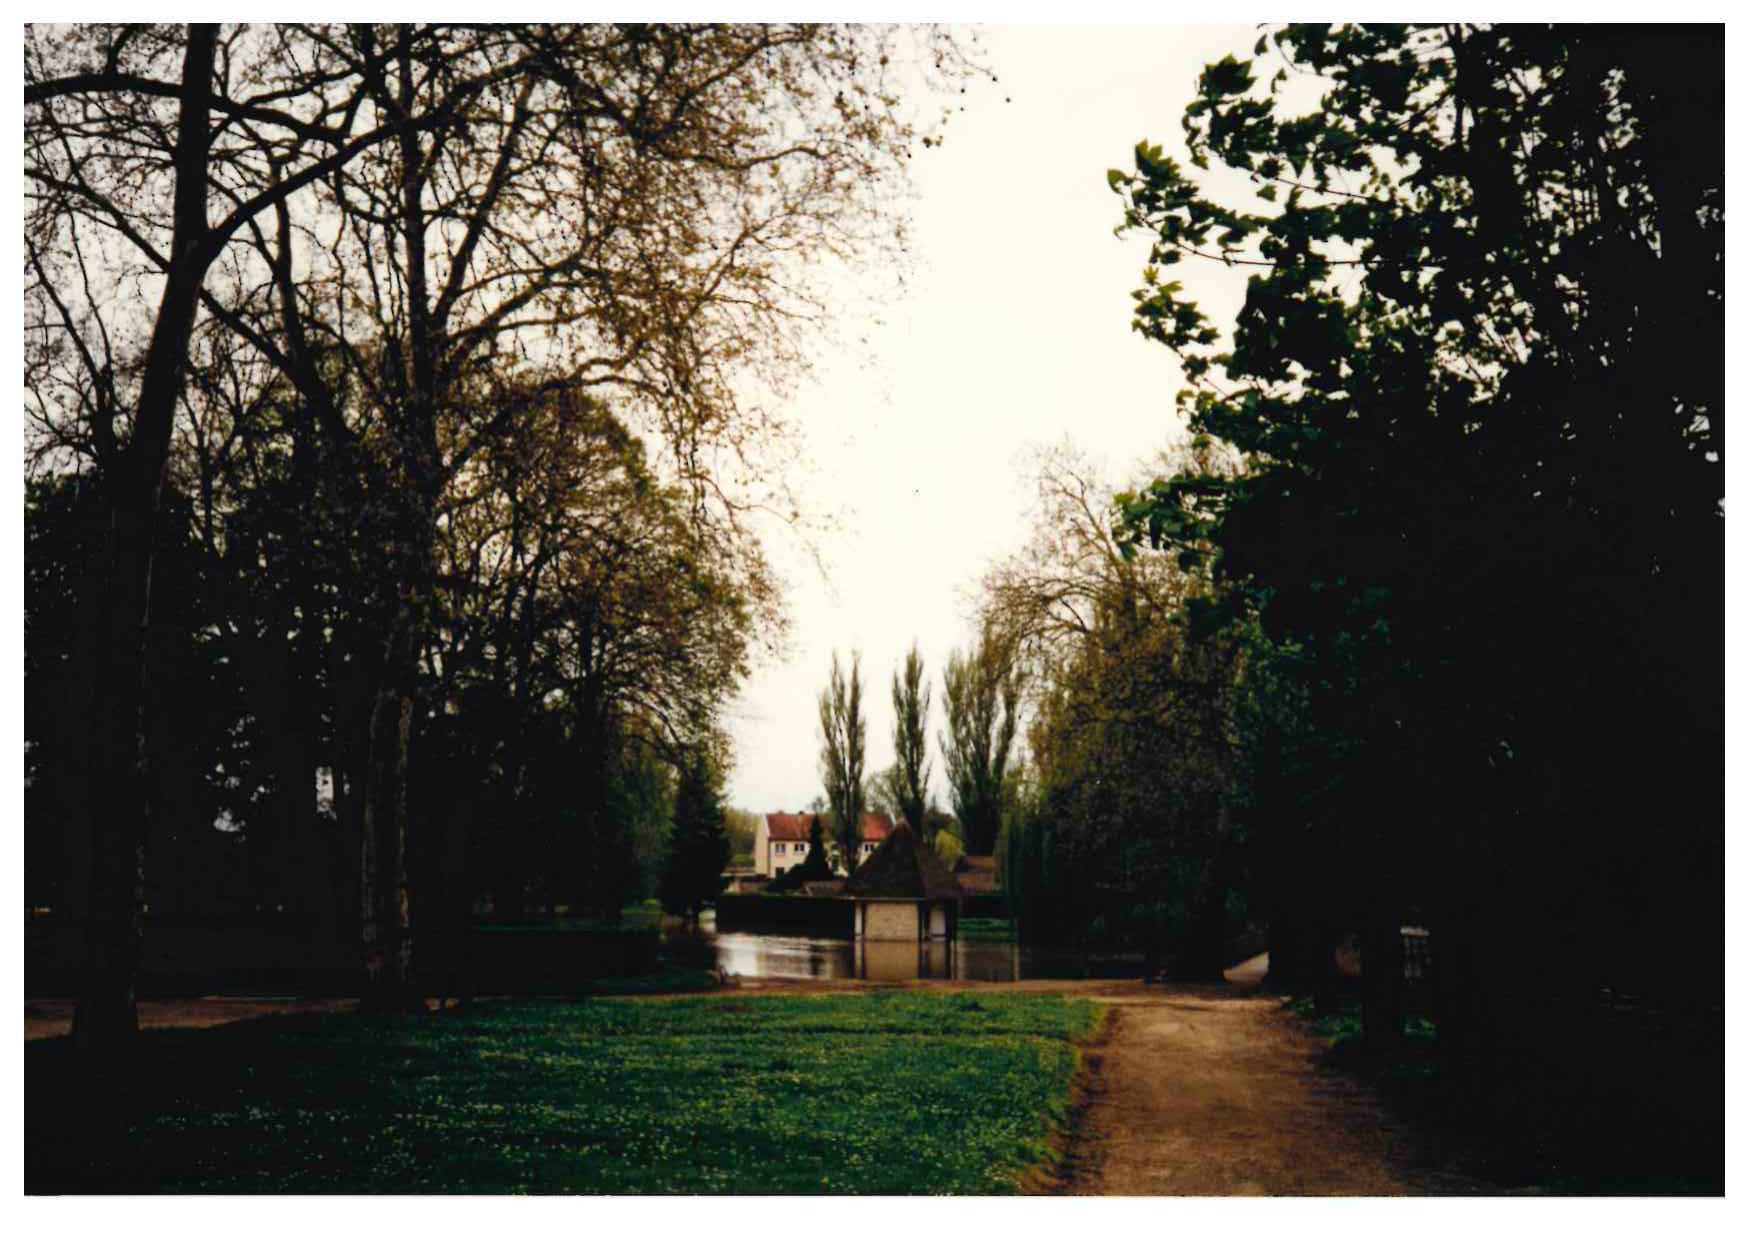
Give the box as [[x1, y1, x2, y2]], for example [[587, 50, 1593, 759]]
[[712, 894, 853, 936]]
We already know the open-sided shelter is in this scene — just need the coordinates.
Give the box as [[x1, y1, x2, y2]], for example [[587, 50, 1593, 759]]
[[842, 823, 963, 941]]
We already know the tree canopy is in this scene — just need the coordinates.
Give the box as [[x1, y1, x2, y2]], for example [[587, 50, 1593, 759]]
[[25, 21, 980, 1038], [1109, 22, 1720, 1038]]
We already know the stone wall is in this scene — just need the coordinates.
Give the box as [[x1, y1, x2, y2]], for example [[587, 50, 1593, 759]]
[[863, 900, 922, 941]]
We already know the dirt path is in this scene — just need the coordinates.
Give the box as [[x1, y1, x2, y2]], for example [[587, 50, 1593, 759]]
[[24, 996, 361, 1041], [1054, 958, 1471, 1196]]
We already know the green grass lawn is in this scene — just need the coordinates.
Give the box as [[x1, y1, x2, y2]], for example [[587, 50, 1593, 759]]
[[27, 991, 1101, 1194]]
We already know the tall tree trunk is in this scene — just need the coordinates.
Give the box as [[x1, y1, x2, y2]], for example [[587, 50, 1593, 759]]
[[73, 24, 217, 1055], [74, 504, 154, 1051], [359, 28, 443, 1007], [329, 644, 372, 966], [359, 571, 426, 1009]]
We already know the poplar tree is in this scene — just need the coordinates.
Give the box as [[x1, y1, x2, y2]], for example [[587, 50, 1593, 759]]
[[817, 650, 867, 869], [890, 642, 933, 841], [940, 627, 1023, 855]]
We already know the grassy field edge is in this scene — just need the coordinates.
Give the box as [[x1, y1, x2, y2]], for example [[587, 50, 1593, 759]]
[[1016, 1002, 1115, 1194], [28, 990, 1107, 1195]]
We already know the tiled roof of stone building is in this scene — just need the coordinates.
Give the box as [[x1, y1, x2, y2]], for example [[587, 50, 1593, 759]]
[[842, 823, 963, 901]]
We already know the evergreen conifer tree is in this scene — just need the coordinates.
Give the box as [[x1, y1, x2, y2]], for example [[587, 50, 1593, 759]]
[[659, 756, 730, 920], [765, 815, 837, 893]]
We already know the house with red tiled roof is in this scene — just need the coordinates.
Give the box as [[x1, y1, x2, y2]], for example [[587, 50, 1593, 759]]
[[754, 810, 897, 877], [755, 812, 817, 878]]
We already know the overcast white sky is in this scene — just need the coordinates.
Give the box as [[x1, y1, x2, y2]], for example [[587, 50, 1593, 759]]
[[721, 25, 1261, 811]]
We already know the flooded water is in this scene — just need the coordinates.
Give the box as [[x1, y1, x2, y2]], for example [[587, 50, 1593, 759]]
[[660, 915, 1139, 983]]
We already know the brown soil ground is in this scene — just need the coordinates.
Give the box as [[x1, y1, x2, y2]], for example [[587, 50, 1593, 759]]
[[24, 955, 1487, 1195]]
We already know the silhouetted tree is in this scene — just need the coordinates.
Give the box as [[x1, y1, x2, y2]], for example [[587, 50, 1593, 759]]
[[27, 21, 979, 1031], [659, 754, 730, 920], [1113, 23, 1721, 1085]]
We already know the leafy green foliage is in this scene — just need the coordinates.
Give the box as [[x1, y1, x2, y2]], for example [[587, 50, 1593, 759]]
[[1283, 996, 1437, 1050], [27, 993, 1100, 1194], [930, 824, 965, 868], [983, 446, 1245, 966]]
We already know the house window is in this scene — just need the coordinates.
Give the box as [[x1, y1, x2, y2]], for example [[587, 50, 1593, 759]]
[[774, 843, 786, 856], [796, 842, 807, 852]]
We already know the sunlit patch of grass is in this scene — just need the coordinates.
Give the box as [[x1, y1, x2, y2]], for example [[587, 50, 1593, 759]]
[[27, 992, 1100, 1194]]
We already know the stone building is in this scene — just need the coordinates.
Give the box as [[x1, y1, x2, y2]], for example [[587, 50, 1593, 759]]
[[842, 822, 963, 941]]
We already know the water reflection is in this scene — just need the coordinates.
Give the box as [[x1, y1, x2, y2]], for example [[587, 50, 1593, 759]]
[[662, 916, 1135, 983], [857, 939, 952, 982]]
